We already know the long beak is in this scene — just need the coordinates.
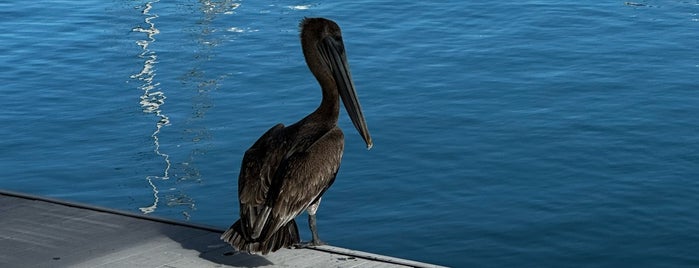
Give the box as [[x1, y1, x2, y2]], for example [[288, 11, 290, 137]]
[[320, 37, 373, 149]]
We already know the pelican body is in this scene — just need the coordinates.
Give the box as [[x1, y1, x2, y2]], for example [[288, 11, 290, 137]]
[[221, 17, 372, 254]]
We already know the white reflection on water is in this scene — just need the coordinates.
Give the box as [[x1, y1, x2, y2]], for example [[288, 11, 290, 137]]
[[130, 0, 170, 214], [288, 5, 312, 10], [130, 0, 240, 217]]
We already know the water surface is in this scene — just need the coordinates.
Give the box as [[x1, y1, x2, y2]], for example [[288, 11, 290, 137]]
[[2, 1, 698, 267]]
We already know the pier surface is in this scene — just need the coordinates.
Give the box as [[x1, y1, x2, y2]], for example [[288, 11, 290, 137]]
[[0, 190, 444, 268]]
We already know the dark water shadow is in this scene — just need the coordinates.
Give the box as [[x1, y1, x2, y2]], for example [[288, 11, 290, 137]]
[[159, 224, 274, 267]]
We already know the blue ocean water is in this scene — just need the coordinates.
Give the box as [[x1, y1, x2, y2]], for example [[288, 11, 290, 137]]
[[2, 0, 698, 266]]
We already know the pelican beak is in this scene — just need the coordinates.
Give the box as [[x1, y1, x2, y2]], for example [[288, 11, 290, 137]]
[[319, 37, 373, 149]]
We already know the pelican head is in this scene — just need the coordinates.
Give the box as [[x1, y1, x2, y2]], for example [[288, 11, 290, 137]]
[[300, 17, 372, 149]]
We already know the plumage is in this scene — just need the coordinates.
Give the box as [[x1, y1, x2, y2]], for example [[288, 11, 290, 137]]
[[221, 17, 372, 255]]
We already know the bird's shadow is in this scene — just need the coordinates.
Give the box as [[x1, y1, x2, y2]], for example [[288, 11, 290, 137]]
[[160, 224, 274, 267]]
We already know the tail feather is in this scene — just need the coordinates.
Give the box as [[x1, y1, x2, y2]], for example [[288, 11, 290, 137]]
[[221, 219, 300, 255]]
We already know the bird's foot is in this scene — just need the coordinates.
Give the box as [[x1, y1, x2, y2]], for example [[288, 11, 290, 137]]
[[310, 238, 326, 246], [295, 239, 327, 249]]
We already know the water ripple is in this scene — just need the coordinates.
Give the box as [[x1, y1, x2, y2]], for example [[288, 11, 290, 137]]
[[130, 0, 170, 214]]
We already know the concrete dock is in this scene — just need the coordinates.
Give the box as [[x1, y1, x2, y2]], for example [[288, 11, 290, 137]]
[[0, 190, 444, 268]]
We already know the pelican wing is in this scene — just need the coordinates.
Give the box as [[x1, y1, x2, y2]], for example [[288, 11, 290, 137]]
[[237, 123, 287, 240], [262, 127, 345, 240]]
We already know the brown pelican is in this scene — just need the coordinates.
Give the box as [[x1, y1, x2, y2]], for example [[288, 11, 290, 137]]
[[221, 17, 372, 255]]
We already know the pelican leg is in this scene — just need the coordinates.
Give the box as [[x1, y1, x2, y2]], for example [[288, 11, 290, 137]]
[[307, 198, 326, 246]]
